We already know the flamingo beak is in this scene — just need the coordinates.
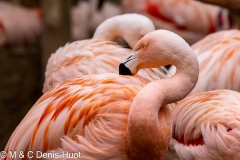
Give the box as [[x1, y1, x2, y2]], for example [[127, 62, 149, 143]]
[[119, 63, 132, 75], [119, 51, 138, 75]]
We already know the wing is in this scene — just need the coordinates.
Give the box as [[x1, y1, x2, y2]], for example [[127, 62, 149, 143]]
[[122, 0, 232, 44], [190, 29, 240, 94], [5, 74, 149, 160], [43, 39, 131, 92], [168, 89, 240, 159], [43, 39, 168, 93]]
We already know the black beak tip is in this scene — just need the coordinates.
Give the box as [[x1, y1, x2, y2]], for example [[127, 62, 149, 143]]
[[119, 63, 132, 75]]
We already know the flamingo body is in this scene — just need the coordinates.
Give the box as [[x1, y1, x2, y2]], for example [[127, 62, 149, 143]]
[[122, 0, 235, 44], [191, 29, 240, 94], [166, 89, 240, 160], [43, 14, 167, 93], [5, 74, 150, 160], [4, 30, 199, 160], [43, 39, 167, 93], [169, 29, 240, 94]]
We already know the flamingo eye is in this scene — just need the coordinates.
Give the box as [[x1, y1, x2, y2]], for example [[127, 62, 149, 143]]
[[142, 45, 145, 49]]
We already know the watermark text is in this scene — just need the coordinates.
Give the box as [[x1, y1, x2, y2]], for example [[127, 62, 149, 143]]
[[0, 150, 81, 159]]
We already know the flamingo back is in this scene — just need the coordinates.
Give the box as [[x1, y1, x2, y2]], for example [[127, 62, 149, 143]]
[[43, 39, 168, 93], [122, 0, 235, 44], [190, 29, 240, 94], [5, 74, 150, 160], [167, 89, 240, 160]]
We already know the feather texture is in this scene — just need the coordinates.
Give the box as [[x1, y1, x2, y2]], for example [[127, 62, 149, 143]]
[[122, 0, 236, 44], [166, 89, 240, 160]]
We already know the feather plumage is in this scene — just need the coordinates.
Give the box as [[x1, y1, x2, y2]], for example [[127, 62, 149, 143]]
[[166, 89, 240, 160], [3, 30, 198, 160], [169, 29, 240, 94], [43, 14, 168, 93], [6, 74, 149, 160], [122, 0, 236, 44]]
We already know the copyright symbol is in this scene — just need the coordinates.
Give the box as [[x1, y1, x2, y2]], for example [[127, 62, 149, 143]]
[[0, 151, 7, 158]]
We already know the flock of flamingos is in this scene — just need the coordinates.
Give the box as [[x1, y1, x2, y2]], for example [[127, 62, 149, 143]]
[[1, 0, 240, 159]]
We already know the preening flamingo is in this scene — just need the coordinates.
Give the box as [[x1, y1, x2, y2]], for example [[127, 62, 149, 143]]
[[43, 13, 168, 93], [169, 29, 240, 95], [121, 0, 236, 44], [166, 89, 240, 160], [3, 30, 199, 160], [0, 1, 42, 47]]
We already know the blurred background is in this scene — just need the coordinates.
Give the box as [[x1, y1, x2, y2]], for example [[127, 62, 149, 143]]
[[0, 0, 239, 150]]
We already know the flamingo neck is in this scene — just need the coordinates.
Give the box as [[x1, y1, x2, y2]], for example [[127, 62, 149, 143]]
[[92, 17, 122, 43], [92, 15, 138, 48], [126, 50, 199, 159]]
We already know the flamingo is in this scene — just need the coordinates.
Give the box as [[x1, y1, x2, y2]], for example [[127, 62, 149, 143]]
[[3, 29, 199, 160], [168, 29, 240, 95], [121, 0, 237, 44], [0, 1, 42, 47], [43, 13, 168, 93], [165, 89, 240, 160]]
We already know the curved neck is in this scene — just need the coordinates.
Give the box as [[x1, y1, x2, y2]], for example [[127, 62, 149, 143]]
[[92, 16, 137, 48], [93, 17, 122, 42], [126, 52, 199, 159]]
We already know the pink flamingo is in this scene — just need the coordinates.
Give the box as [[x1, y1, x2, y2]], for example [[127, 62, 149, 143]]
[[121, 0, 237, 44], [3, 30, 199, 160], [43, 14, 168, 93], [169, 29, 240, 95], [166, 89, 240, 159], [0, 1, 42, 47], [191, 29, 240, 94]]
